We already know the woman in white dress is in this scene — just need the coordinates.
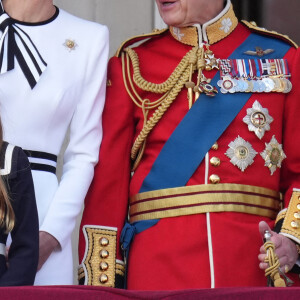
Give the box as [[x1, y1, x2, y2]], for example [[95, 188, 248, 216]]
[[0, 0, 109, 285]]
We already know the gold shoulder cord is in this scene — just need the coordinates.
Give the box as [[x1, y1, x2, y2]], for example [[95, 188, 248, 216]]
[[122, 44, 219, 170]]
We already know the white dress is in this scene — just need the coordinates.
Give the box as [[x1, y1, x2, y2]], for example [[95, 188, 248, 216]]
[[0, 7, 109, 285]]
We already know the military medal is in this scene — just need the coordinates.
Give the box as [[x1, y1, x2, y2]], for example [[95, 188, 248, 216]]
[[218, 58, 292, 94], [225, 136, 257, 172], [243, 100, 273, 139], [217, 75, 237, 93], [262, 78, 275, 92], [261, 135, 286, 175]]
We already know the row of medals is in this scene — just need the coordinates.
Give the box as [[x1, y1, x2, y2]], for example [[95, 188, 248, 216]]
[[220, 75, 292, 94]]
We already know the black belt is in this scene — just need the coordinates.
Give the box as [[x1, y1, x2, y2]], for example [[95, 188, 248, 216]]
[[24, 150, 57, 174]]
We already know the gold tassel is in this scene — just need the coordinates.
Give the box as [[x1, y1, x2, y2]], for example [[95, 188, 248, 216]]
[[263, 240, 286, 287]]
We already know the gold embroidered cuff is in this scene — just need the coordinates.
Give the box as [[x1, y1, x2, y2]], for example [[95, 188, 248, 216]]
[[275, 209, 287, 225], [81, 225, 120, 286], [280, 191, 300, 243]]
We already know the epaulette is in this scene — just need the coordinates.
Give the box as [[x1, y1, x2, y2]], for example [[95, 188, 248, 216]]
[[115, 28, 168, 57], [241, 20, 298, 49]]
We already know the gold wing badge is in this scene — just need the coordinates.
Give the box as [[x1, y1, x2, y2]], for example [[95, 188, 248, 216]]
[[244, 47, 274, 57]]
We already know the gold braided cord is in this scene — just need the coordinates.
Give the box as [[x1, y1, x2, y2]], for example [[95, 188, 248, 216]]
[[131, 63, 192, 161], [132, 100, 149, 170], [121, 46, 211, 168], [125, 52, 170, 110], [122, 47, 199, 164], [126, 47, 198, 94], [264, 241, 286, 287]]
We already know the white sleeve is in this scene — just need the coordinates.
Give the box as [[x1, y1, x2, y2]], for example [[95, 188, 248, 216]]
[[40, 25, 109, 249]]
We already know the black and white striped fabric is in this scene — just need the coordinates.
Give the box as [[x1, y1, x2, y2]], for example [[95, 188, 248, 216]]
[[0, 1, 47, 89], [24, 150, 57, 174]]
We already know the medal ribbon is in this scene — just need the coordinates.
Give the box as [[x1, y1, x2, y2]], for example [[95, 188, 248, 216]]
[[0, 1, 47, 88]]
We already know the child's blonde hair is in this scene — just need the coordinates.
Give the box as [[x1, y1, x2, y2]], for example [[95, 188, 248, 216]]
[[0, 121, 15, 233]]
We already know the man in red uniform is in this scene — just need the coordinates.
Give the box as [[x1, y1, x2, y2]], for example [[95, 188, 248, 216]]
[[79, 0, 300, 289]]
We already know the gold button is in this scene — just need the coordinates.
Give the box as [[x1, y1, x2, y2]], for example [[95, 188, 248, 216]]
[[99, 274, 108, 284], [210, 157, 221, 167], [297, 204, 300, 210], [99, 237, 109, 247], [100, 249, 109, 259], [209, 174, 220, 184], [211, 143, 219, 150], [294, 213, 300, 220], [291, 221, 300, 229], [100, 262, 109, 271]]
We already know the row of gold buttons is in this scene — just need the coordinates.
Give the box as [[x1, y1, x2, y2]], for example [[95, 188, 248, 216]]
[[99, 237, 109, 284], [291, 195, 300, 230], [209, 142, 221, 184]]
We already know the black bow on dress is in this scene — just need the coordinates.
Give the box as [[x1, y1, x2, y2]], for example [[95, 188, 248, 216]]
[[0, 1, 47, 89]]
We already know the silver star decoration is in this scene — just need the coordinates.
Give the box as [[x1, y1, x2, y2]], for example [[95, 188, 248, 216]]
[[243, 100, 273, 139], [261, 135, 286, 175], [225, 136, 257, 172]]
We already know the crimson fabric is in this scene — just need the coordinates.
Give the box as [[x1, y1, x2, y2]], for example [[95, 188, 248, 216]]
[[1, 286, 300, 300], [79, 19, 300, 289]]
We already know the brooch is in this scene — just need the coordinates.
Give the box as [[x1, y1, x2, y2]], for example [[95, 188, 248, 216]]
[[63, 39, 78, 52]]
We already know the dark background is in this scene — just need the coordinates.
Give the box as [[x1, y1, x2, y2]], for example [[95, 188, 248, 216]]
[[232, 0, 300, 45]]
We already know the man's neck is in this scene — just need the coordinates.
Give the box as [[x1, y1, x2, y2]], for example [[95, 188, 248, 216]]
[[198, 1, 226, 25], [2, 0, 55, 22]]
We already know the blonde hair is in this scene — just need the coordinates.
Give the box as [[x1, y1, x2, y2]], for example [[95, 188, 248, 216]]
[[0, 121, 15, 233]]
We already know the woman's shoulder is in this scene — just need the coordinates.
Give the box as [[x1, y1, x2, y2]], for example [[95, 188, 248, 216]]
[[0, 142, 30, 178], [58, 8, 108, 35]]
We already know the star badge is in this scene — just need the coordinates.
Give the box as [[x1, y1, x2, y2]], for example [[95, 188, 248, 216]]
[[63, 39, 78, 52], [225, 136, 257, 172], [243, 100, 273, 139], [261, 135, 286, 175]]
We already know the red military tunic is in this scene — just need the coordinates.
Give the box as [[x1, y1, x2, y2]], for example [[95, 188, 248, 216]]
[[79, 2, 300, 290]]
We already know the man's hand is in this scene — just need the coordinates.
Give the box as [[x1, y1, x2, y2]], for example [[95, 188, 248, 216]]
[[258, 221, 298, 273], [38, 231, 59, 271]]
